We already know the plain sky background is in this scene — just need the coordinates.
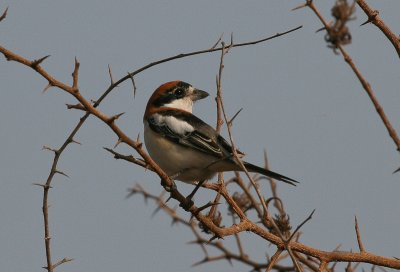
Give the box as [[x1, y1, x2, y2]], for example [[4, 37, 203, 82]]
[[1, 1, 399, 271]]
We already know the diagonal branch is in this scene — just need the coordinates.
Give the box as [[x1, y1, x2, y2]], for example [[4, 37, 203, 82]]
[[356, 0, 400, 58], [302, 0, 400, 153]]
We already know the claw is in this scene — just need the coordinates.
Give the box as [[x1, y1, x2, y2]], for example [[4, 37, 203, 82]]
[[186, 179, 206, 201], [179, 196, 195, 211], [161, 179, 177, 193]]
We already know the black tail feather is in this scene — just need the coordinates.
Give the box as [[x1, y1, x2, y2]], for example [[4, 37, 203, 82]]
[[243, 161, 299, 186]]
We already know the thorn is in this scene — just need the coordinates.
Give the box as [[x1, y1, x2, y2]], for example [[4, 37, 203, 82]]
[[55, 170, 70, 178], [355, 215, 365, 252], [126, 188, 136, 198], [113, 138, 122, 148], [33, 183, 52, 189], [127, 72, 137, 98], [108, 64, 114, 85], [192, 258, 208, 267], [136, 133, 141, 143], [66, 103, 85, 111], [393, 166, 400, 174], [315, 26, 326, 33], [109, 112, 125, 123], [42, 145, 57, 153], [42, 83, 53, 93], [187, 239, 201, 245], [291, 3, 307, 11], [196, 201, 220, 214], [166, 195, 173, 203], [360, 10, 379, 26], [171, 218, 179, 226], [228, 108, 243, 126], [151, 206, 162, 218], [360, 19, 370, 26], [0, 6, 8, 22], [70, 138, 82, 145], [72, 57, 80, 89], [227, 257, 233, 266], [210, 33, 223, 50], [208, 234, 222, 243], [230, 32, 234, 47], [32, 55, 51, 67], [103, 146, 112, 153], [53, 257, 74, 269]]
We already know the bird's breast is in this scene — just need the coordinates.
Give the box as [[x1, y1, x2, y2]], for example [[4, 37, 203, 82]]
[[143, 122, 217, 183]]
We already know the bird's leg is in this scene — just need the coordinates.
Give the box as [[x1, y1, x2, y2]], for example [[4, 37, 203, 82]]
[[186, 179, 206, 202], [161, 168, 192, 193], [160, 178, 176, 192], [179, 180, 206, 211]]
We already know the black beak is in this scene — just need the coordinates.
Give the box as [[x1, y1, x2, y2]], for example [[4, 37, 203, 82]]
[[192, 89, 209, 101]]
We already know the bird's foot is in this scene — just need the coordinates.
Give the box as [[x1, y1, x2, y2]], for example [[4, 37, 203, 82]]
[[179, 196, 195, 211], [161, 178, 177, 193], [179, 179, 206, 211]]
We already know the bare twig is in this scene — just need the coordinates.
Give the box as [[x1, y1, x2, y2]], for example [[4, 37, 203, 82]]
[[288, 210, 315, 242], [266, 249, 284, 271]]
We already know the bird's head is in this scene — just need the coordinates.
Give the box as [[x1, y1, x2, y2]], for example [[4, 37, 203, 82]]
[[144, 81, 209, 118]]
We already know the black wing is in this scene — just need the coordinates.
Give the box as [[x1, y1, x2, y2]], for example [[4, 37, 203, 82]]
[[147, 110, 239, 158]]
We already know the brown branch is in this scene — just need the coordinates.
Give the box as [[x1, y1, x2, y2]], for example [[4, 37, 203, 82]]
[[40, 110, 88, 272], [337, 44, 400, 152], [103, 147, 150, 169], [266, 249, 284, 271], [215, 42, 225, 133], [302, 0, 400, 153], [107, 25, 303, 91], [356, 0, 400, 58]]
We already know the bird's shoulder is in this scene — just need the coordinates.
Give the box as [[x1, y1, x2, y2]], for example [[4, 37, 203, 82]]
[[146, 107, 244, 157], [147, 107, 214, 135]]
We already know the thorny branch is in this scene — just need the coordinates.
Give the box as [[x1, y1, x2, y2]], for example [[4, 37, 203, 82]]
[[0, 13, 302, 271], [296, 0, 400, 153], [356, 0, 400, 58]]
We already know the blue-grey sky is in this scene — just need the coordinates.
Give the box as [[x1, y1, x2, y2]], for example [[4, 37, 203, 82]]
[[1, 1, 399, 271]]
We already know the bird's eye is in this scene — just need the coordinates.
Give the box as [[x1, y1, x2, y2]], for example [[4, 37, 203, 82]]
[[175, 88, 184, 97]]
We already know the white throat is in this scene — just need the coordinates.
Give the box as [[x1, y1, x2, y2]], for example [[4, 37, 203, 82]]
[[163, 97, 193, 113]]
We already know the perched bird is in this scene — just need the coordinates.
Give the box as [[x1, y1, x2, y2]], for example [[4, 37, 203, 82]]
[[143, 81, 298, 198]]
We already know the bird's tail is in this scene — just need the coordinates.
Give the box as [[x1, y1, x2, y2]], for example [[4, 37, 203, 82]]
[[243, 162, 299, 186]]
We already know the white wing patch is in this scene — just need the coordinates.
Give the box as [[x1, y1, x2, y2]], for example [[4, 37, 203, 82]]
[[153, 113, 194, 135]]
